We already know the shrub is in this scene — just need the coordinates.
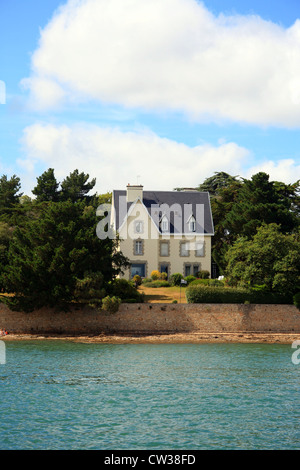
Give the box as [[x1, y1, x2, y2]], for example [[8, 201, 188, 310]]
[[293, 292, 300, 309], [160, 272, 168, 280], [107, 278, 144, 302], [151, 270, 161, 280], [142, 277, 152, 284], [73, 271, 106, 307], [189, 278, 210, 286], [170, 273, 183, 286], [186, 285, 292, 304], [102, 295, 121, 313], [184, 275, 197, 285], [172, 299, 178, 304], [132, 274, 142, 286], [189, 279, 224, 287], [143, 280, 170, 288], [196, 270, 210, 279]]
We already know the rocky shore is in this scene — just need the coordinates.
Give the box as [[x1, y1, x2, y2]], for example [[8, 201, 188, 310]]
[[1, 332, 299, 344]]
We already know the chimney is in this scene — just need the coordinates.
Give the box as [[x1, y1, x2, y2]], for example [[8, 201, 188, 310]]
[[126, 183, 143, 202]]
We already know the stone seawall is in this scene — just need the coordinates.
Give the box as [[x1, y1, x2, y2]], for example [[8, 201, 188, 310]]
[[0, 302, 299, 335]]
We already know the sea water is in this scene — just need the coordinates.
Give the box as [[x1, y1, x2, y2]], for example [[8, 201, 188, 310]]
[[0, 341, 299, 450]]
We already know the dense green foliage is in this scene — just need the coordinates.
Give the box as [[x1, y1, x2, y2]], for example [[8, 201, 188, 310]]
[[170, 273, 183, 286], [186, 285, 292, 304], [189, 279, 224, 287], [101, 295, 121, 314], [204, 171, 300, 274], [293, 292, 300, 309], [0, 167, 299, 311], [183, 275, 197, 285], [32, 168, 60, 202], [198, 172, 300, 291], [142, 280, 171, 288], [196, 270, 210, 279], [106, 278, 144, 303], [225, 223, 300, 295], [0, 169, 130, 312]]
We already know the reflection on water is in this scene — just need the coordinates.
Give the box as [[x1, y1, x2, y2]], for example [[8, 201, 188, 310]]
[[0, 341, 299, 449]]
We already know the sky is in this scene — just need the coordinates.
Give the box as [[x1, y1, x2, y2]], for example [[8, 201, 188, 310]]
[[0, 0, 300, 196]]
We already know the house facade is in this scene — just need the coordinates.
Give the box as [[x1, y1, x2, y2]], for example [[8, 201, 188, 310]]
[[111, 184, 214, 279]]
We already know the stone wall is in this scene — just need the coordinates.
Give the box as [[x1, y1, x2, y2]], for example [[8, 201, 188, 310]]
[[0, 302, 299, 335]]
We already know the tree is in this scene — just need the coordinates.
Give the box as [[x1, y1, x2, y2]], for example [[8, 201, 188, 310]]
[[2, 200, 129, 312], [0, 222, 13, 290], [60, 170, 96, 202], [32, 168, 59, 202], [0, 174, 22, 208], [273, 179, 300, 221], [197, 171, 240, 197], [225, 223, 300, 295], [0, 174, 23, 224], [210, 179, 243, 272], [224, 172, 298, 239]]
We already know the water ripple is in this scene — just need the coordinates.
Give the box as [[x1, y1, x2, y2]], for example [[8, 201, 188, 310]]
[[0, 342, 299, 449]]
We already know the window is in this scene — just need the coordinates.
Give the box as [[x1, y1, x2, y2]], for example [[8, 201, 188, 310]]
[[196, 242, 204, 257], [134, 240, 143, 255], [189, 216, 196, 232], [180, 242, 189, 257], [160, 241, 169, 256], [184, 265, 191, 276], [161, 216, 168, 232], [131, 263, 145, 278], [193, 264, 200, 276], [134, 220, 144, 234]]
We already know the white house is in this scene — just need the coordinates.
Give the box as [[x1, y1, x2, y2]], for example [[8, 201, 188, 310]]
[[111, 184, 214, 279]]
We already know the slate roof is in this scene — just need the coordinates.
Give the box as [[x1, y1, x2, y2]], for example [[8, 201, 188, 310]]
[[113, 190, 214, 235]]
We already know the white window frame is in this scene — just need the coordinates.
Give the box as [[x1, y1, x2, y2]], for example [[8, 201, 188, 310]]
[[160, 241, 169, 257], [134, 240, 143, 255], [195, 242, 204, 257], [161, 215, 169, 232], [180, 242, 190, 257], [134, 220, 144, 234], [189, 216, 196, 232]]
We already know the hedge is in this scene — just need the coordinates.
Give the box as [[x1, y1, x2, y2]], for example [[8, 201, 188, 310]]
[[293, 292, 300, 309], [143, 280, 171, 288], [186, 285, 292, 304], [189, 279, 225, 287]]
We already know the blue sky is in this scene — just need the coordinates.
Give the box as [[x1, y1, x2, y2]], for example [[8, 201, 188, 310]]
[[0, 0, 300, 195]]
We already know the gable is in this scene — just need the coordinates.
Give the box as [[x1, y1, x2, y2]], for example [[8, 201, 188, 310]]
[[113, 190, 214, 235], [116, 197, 160, 239]]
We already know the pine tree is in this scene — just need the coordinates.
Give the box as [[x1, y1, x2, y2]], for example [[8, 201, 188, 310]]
[[2, 200, 129, 312], [32, 168, 59, 202], [60, 169, 96, 202]]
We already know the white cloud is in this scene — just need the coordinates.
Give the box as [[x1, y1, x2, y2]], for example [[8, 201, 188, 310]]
[[20, 123, 250, 193], [20, 77, 66, 111], [246, 158, 300, 184], [22, 0, 300, 127]]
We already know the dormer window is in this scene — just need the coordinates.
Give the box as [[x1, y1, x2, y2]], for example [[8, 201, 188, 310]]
[[134, 220, 144, 234], [189, 216, 196, 232], [161, 215, 169, 232]]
